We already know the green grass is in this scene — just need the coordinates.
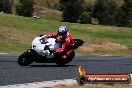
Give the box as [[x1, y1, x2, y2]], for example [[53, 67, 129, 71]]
[[0, 14, 132, 56]]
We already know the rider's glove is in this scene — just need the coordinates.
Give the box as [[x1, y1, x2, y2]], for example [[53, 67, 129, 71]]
[[55, 39, 59, 43]]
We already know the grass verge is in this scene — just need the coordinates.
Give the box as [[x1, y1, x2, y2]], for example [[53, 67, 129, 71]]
[[0, 13, 132, 55]]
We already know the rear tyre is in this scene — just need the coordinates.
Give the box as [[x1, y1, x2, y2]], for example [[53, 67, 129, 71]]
[[55, 51, 75, 66], [18, 52, 34, 66]]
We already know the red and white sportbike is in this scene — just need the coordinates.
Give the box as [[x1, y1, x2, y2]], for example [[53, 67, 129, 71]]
[[18, 35, 84, 66]]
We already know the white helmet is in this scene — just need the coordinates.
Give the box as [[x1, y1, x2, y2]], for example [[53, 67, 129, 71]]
[[58, 26, 68, 37]]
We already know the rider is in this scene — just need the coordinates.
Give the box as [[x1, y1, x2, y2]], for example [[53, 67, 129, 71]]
[[46, 26, 75, 59]]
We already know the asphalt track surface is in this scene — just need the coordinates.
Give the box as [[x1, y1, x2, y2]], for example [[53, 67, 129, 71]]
[[0, 54, 132, 86]]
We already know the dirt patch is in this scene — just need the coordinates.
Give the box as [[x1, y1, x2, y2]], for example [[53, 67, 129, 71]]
[[55, 84, 132, 88], [80, 41, 128, 52], [0, 28, 34, 44]]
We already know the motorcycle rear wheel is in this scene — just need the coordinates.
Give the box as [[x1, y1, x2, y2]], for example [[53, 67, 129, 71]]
[[55, 51, 75, 66]]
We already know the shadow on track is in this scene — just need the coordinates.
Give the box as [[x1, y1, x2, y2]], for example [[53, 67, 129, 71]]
[[30, 64, 76, 67]]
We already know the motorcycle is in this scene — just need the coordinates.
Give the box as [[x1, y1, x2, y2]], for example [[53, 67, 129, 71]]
[[18, 35, 84, 66]]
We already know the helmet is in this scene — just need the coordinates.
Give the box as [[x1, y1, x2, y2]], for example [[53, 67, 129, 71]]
[[58, 26, 68, 37]]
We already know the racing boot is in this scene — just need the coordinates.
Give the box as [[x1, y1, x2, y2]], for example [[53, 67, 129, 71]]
[[61, 55, 68, 59]]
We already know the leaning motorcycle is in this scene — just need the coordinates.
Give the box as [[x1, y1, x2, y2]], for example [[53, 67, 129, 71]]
[[18, 35, 84, 66]]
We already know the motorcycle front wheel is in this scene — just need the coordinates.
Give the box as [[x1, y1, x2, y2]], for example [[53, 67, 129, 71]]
[[18, 51, 34, 66]]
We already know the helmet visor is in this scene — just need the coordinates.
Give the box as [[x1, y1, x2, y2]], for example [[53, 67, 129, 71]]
[[58, 32, 67, 37]]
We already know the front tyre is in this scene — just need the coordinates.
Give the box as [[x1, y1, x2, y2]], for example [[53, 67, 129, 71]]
[[18, 52, 34, 66]]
